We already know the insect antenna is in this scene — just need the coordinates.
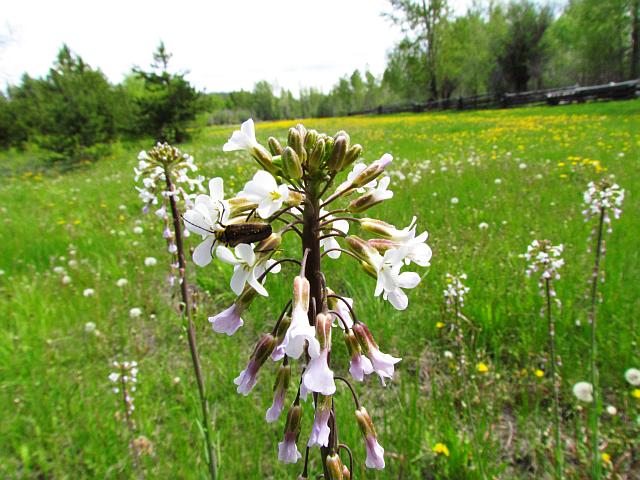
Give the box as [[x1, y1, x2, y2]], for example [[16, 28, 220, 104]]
[[182, 215, 217, 235]]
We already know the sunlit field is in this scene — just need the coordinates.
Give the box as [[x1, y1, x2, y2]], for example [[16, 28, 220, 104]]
[[1, 100, 639, 479]]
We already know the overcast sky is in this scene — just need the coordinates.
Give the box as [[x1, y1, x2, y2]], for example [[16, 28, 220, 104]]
[[1, 0, 472, 95]]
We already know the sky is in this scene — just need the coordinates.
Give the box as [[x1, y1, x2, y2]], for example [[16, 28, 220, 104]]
[[1, 0, 472, 95]]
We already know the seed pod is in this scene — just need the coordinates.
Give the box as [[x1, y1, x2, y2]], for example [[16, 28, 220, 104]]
[[268, 137, 283, 156]]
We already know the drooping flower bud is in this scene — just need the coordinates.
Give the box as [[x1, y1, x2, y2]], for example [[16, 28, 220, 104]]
[[327, 134, 348, 171], [234, 333, 276, 395], [349, 154, 392, 188], [285, 190, 305, 208], [208, 286, 258, 335], [268, 136, 284, 156], [348, 180, 393, 212], [278, 403, 303, 464], [252, 144, 279, 175], [308, 393, 332, 447], [360, 218, 398, 238], [355, 406, 385, 469], [272, 313, 292, 361], [342, 464, 351, 479], [266, 363, 291, 422], [325, 452, 344, 479], [345, 329, 374, 381], [353, 323, 401, 385], [282, 146, 303, 180]]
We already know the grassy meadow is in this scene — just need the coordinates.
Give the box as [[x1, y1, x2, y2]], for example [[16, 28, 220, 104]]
[[1, 100, 639, 479]]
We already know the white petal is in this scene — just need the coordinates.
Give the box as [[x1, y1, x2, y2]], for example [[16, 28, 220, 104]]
[[235, 243, 255, 265], [248, 272, 269, 297], [387, 289, 408, 310], [216, 246, 238, 265], [230, 268, 249, 295], [397, 271, 421, 289], [240, 118, 256, 142], [209, 178, 224, 202], [192, 237, 215, 267]]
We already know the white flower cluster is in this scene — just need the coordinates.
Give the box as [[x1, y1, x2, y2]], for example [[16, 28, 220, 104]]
[[522, 240, 564, 298], [443, 273, 470, 312], [182, 119, 433, 474], [109, 360, 138, 416], [134, 144, 204, 212], [582, 178, 625, 232]]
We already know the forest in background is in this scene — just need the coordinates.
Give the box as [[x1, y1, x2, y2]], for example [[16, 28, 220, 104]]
[[0, 0, 638, 160]]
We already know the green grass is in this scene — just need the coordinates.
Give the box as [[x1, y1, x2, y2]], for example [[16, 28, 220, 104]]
[[1, 100, 639, 479]]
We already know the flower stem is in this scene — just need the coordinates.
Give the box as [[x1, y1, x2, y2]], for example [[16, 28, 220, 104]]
[[164, 171, 217, 480], [588, 207, 606, 480], [545, 278, 563, 479]]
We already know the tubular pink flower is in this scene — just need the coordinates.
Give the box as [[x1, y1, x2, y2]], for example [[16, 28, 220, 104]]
[[308, 395, 332, 447], [353, 323, 401, 385], [209, 304, 243, 336], [302, 314, 335, 395]]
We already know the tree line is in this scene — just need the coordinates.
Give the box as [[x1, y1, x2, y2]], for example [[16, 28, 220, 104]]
[[0, 0, 638, 160]]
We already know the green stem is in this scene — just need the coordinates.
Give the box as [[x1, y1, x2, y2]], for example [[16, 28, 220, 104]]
[[545, 278, 563, 479], [588, 207, 606, 480]]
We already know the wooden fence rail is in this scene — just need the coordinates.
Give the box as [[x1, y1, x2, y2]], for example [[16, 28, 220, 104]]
[[347, 79, 640, 116]]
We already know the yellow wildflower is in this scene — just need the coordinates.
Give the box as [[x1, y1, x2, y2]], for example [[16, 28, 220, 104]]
[[601, 453, 611, 464], [535, 369, 544, 378], [476, 363, 489, 374], [433, 443, 450, 457], [632, 389, 640, 399], [436, 322, 445, 329]]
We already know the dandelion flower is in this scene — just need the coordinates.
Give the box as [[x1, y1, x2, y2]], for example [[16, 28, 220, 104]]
[[450, 197, 459, 205], [84, 322, 97, 333], [478, 222, 489, 230], [144, 257, 157, 267], [62, 275, 72, 285], [476, 362, 489, 374], [433, 443, 450, 457], [606, 405, 617, 416], [129, 307, 142, 319], [573, 381, 593, 402], [133, 226, 144, 234], [535, 369, 544, 378], [83, 288, 95, 297], [116, 278, 129, 288], [632, 389, 640, 399], [624, 368, 640, 386]]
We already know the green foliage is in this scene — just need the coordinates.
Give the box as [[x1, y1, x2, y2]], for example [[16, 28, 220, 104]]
[[133, 42, 201, 143], [1, 101, 638, 478]]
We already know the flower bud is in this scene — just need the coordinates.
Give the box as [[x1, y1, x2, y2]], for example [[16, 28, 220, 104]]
[[327, 135, 348, 171], [360, 261, 378, 279], [352, 322, 374, 354], [355, 406, 376, 438], [308, 138, 325, 172], [253, 333, 277, 366], [345, 235, 371, 261], [288, 128, 304, 157], [284, 403, 302, 435], [344, 329, 361, 357], [333, 130, 350, 145], [342, 144, 363, 170], [275, 314, 291, 342], [348, 192, 385, 213], [350, 154, 392, 188], [251, 144, 278, 175], [359, 218, 397, 238], [304, 129, 319, 151], [367, 238, 400, 255], [255, 232, 282, 255], [285, 191, 305, 207], [237, 285, 259, 312], [325, 453, 344, 480], [268, 137, 283, 156], [293, 276, 310, 312], [342, 464, 351, 479], [282, 146, 303, 180], [228, 197, 259, 217], [296, 123, 308, 143], [316, 313, 332, 350]]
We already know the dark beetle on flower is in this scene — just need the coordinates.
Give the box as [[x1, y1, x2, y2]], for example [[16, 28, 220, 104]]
[[215, 222, 273, 248]]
